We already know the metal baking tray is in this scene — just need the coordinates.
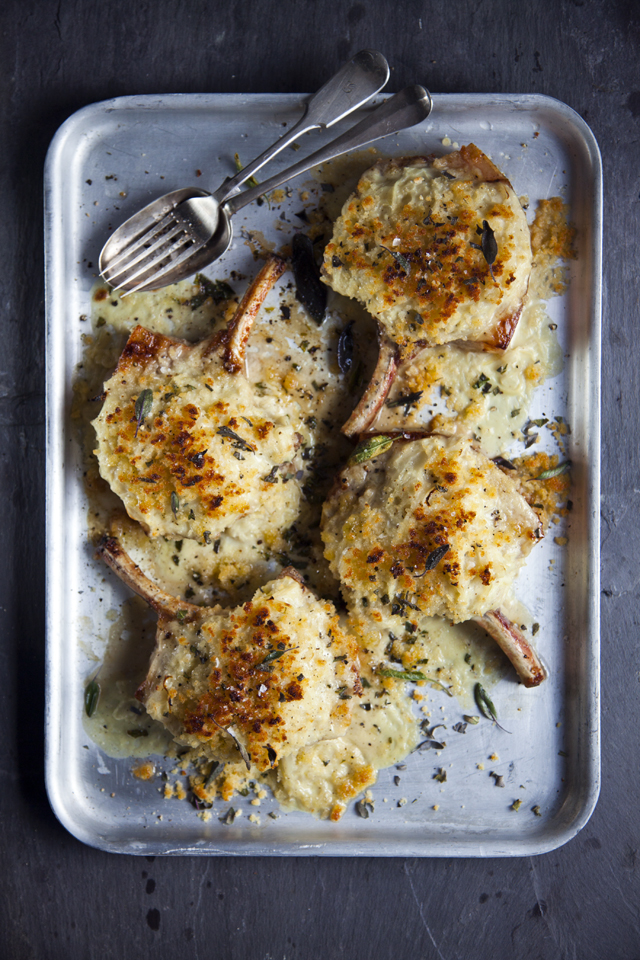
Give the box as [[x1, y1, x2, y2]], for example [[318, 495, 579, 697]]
[[44, 92, 601, 856]]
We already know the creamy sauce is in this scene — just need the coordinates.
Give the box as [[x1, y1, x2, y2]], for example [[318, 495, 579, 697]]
[[77, 161, 571, 819]]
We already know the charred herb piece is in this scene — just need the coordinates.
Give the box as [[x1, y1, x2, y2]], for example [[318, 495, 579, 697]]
[[386, 390, 423, 416], [171, 491, 179, 518], [348, 435, 395, 465], [381, 245, 410, 273], [452, 722, 468, 734], [337, 321, 354, 375], [532, 461, 571, 480], [433, 768, 447, 783], [84, 679, 100, 718], [474, 683, 510, 733], [478, 220, 498, 278], [490, 771, 505, 787], [492, 456, 516, 471], [355, 798, 374, 818], [416, 738, 446, 751], [291, 234, 326, 324], [379, 667, 452, 696], [414, 544, 450, 577], [258, 647, 296, 668], [217, 425, 255, 452], [219, 807, 237, 825], [463, 714, 479, 725], [134, 389, 153, 438]]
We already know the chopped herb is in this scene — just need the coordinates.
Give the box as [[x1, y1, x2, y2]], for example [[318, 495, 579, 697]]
[[348, 435, 395, 465], [462, 714, 480, 725], [217, 425, 254, 452], [531, 417, 549, 428], [414, 544, 450, 577], [474, 683, 510, 733], [472, 372, 490, 389], [219, 807, 237, 825], [126, 728, 148, 738], [511, 799, 523, 811], [379, 667, 452, 696], [492, 456, 516, 470], [262, 465, 279, 483], [171, 491, 179, 518], [510, 408, 521, 418], [532, 622, 540, 635], [381, 245, 410, 273], [416, 738, 446, 751], [84, 679, 100, 717], [532, 804, 542, 817], [355, 798, 374, 818], [186, 274, 234, 309], [452, 722, 468, 734], [386, 391, 423, 415], [479, 220, 498, 277], [176, 610, 188, 622], [134, 389, 153, 438], [532, 461, 570, 480], [258, 647, 296, 668], [433, 768, 447, 783]]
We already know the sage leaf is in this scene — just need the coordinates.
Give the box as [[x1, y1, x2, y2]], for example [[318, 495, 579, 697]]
[[474, 683, 510, 733], [480, 220, 498, 269], [134, 389, 153, 438], [84, 679, 100, 717], [348, 435, 395, 465], [381, 245, 410, 273], [379, 667, 452, 696], [532, 461, 571, 480]]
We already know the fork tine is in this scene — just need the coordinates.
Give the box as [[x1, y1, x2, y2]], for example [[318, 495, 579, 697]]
[[110, 234, 195, 292], [102, 221, 188, 288], [100, 210, 178, 278], [120, 239, 207, 296]]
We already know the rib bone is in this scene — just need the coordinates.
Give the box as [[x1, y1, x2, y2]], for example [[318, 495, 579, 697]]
[[473, 610, 547, 688]]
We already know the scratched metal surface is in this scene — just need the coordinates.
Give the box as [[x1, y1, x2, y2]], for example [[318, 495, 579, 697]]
[[1, 0, 638, 955]]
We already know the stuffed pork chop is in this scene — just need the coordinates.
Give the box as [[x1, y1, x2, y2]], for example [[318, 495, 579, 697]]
[[321, 435, 546, 687], [93, 256, 308, 548], [98, 535, 362, 772], [322, 145, 533, 435]]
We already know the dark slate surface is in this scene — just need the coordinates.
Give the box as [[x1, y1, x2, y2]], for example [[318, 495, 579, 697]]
[[1, 0, 638, 956]]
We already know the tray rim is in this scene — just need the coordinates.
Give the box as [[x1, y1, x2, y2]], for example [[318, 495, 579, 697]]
[[44, 89, 602, 857]]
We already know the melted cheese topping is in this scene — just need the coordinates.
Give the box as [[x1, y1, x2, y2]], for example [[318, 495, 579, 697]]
[[142, 576, 360, 772], [322, 146, 532, 349], [322, 436, 541, 625], [93, 325, 307, 546]]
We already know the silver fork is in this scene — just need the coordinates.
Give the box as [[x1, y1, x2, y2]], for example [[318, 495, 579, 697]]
[[99, 50, 389, 292]]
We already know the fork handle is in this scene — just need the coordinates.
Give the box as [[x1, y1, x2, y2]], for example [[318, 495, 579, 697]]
[[225, 85, 433, 217], [212, 50, 389, 205]]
